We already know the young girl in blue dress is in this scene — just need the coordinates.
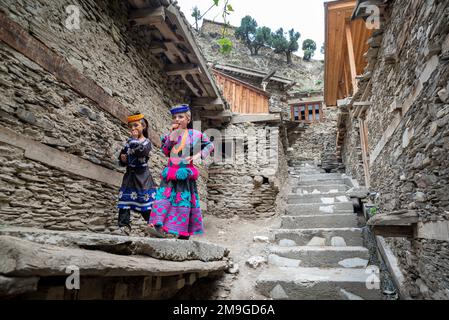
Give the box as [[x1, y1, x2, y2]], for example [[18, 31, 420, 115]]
[[116, 113, 157, 236]]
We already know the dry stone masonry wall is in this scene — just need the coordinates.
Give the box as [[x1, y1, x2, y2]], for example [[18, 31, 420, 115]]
[[0, 0, 211, 234], [340, 0, 449, 299], [207, 122, 288, 218]]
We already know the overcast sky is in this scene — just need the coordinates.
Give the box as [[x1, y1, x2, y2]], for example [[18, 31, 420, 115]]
[[177, 0, 328, 60]]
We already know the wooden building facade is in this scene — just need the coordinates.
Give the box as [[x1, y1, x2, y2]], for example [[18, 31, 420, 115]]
[[213, 70, 270, 114]]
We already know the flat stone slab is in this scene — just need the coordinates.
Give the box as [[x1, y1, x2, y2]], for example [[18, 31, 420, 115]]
[[338, 258, 369, 268], [331, 236, 347, 247], [279, 239, 297, 247], [281, 214, 359, 229], [287, 193, 349, 204], [293, 185, 349, 194], [0, 236, 229, 277], [268, 254, 301, 268], [300, 173, 344, 180], [0, 226, 229, 262], [307, 237, 327, 246], [269, 246, 369, 267], [297, 179, 347, 186], [272, 228, 364, 247], [286, 202, 354, 215], [256, 267, 381, 300]]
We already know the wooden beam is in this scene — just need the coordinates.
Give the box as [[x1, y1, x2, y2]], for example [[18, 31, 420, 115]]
[[283, 81, 297, 91], [181, 74, 202, 97], [165, 63, 200, 76], [262, 69, 276, 83], [165, 4, 222, 99], [164, 41, 187, 63], [0, 127, 123, 187], [372, 226, 415, 238], [129, 7, 165, 26], [231, 114, 281, 124], [149, 42, 166, 54], [199, 110, 233, 120], [191, 97, 223, 106], [345, 22, 358, 95], [359, 119, 370, 187]]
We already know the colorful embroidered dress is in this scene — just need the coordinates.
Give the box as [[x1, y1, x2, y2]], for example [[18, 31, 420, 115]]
[[149, 129, 214, 237], [117, 138, 157, 212]]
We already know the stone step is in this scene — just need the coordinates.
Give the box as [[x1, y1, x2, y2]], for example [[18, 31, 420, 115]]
[[297, 179, 347, 186], [290, 169, 324, 174], [299, 173, 344, 180], [281, 214, 359, 229], [272, 228, 365, 246], [256, 267, 381, 300], [269, 246, 369, 268], [287, 193, 350, 204], [286, 202, 354, 214], [292, 185, 349, 194]]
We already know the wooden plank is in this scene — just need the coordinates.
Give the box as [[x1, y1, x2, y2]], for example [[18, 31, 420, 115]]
[[180, 74, 201, 97], [128, 7, 165, 26], [262, 69, 276, 82], [165, 63, 199, 76], [192, 98, 223, 107], [154, 21, 180, 43], [231, 114, 281, 124], [164, 41, 187, 63], [212, 70, 271, 97], [0, 127, 123, 187], [165, 5, 222, 100], [242, 87, 247, 114], [213, 64, 292, 85], [149, 42, 166, 54], [345, 22, 358, 95], [359, 119, 370, 187], [200, 110, 233, 120], [372, 226, 415, 238]]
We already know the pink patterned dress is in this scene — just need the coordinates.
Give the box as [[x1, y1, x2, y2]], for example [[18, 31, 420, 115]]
[[149, 129, 214, 237]]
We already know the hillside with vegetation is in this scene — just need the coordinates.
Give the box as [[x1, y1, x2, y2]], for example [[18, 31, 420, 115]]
[[193, 19, 324, 93]]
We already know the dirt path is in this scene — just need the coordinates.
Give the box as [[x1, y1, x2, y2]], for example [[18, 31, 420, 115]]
[[199, 214, 282, 300]]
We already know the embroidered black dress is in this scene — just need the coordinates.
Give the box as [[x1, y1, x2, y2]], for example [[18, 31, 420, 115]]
[[117, 138, 157, 213]]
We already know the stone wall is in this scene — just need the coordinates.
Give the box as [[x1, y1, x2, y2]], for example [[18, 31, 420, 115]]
[[0, 0, 211, 234], [341, 0, 449, 299], [207, 122, 287, 218], [200, 19, 238, 37], [287, 106, 339, 164]]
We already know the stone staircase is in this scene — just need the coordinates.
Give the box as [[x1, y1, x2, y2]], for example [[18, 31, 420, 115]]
[[256, 162, 381, 300]]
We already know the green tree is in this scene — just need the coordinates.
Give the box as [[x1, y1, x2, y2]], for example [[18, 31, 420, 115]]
[[253, 26, 272, 55], [191, 6, 201, 31], [321, 43, 325, 55], [302, 39, 317, 61], [235, 15, 258, 55], [271, 28, 300, 64]]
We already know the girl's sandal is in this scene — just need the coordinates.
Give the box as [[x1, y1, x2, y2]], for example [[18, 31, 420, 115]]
[[146, 224, 166, 238]]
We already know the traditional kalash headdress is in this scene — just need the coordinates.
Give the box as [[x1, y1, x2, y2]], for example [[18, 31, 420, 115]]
[[170, 104, 190, 115], [127, 113, 145, 123]]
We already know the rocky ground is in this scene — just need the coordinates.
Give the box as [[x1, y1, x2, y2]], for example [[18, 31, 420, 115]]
[[174, 214, 281, 300]]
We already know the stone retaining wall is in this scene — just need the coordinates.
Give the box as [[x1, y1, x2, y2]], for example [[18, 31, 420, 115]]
[[341, 0, 449, 299], [0, 0, 211, 234]]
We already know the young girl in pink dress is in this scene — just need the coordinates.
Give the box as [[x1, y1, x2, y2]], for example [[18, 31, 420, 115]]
[[149, 105, 214, 240]]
